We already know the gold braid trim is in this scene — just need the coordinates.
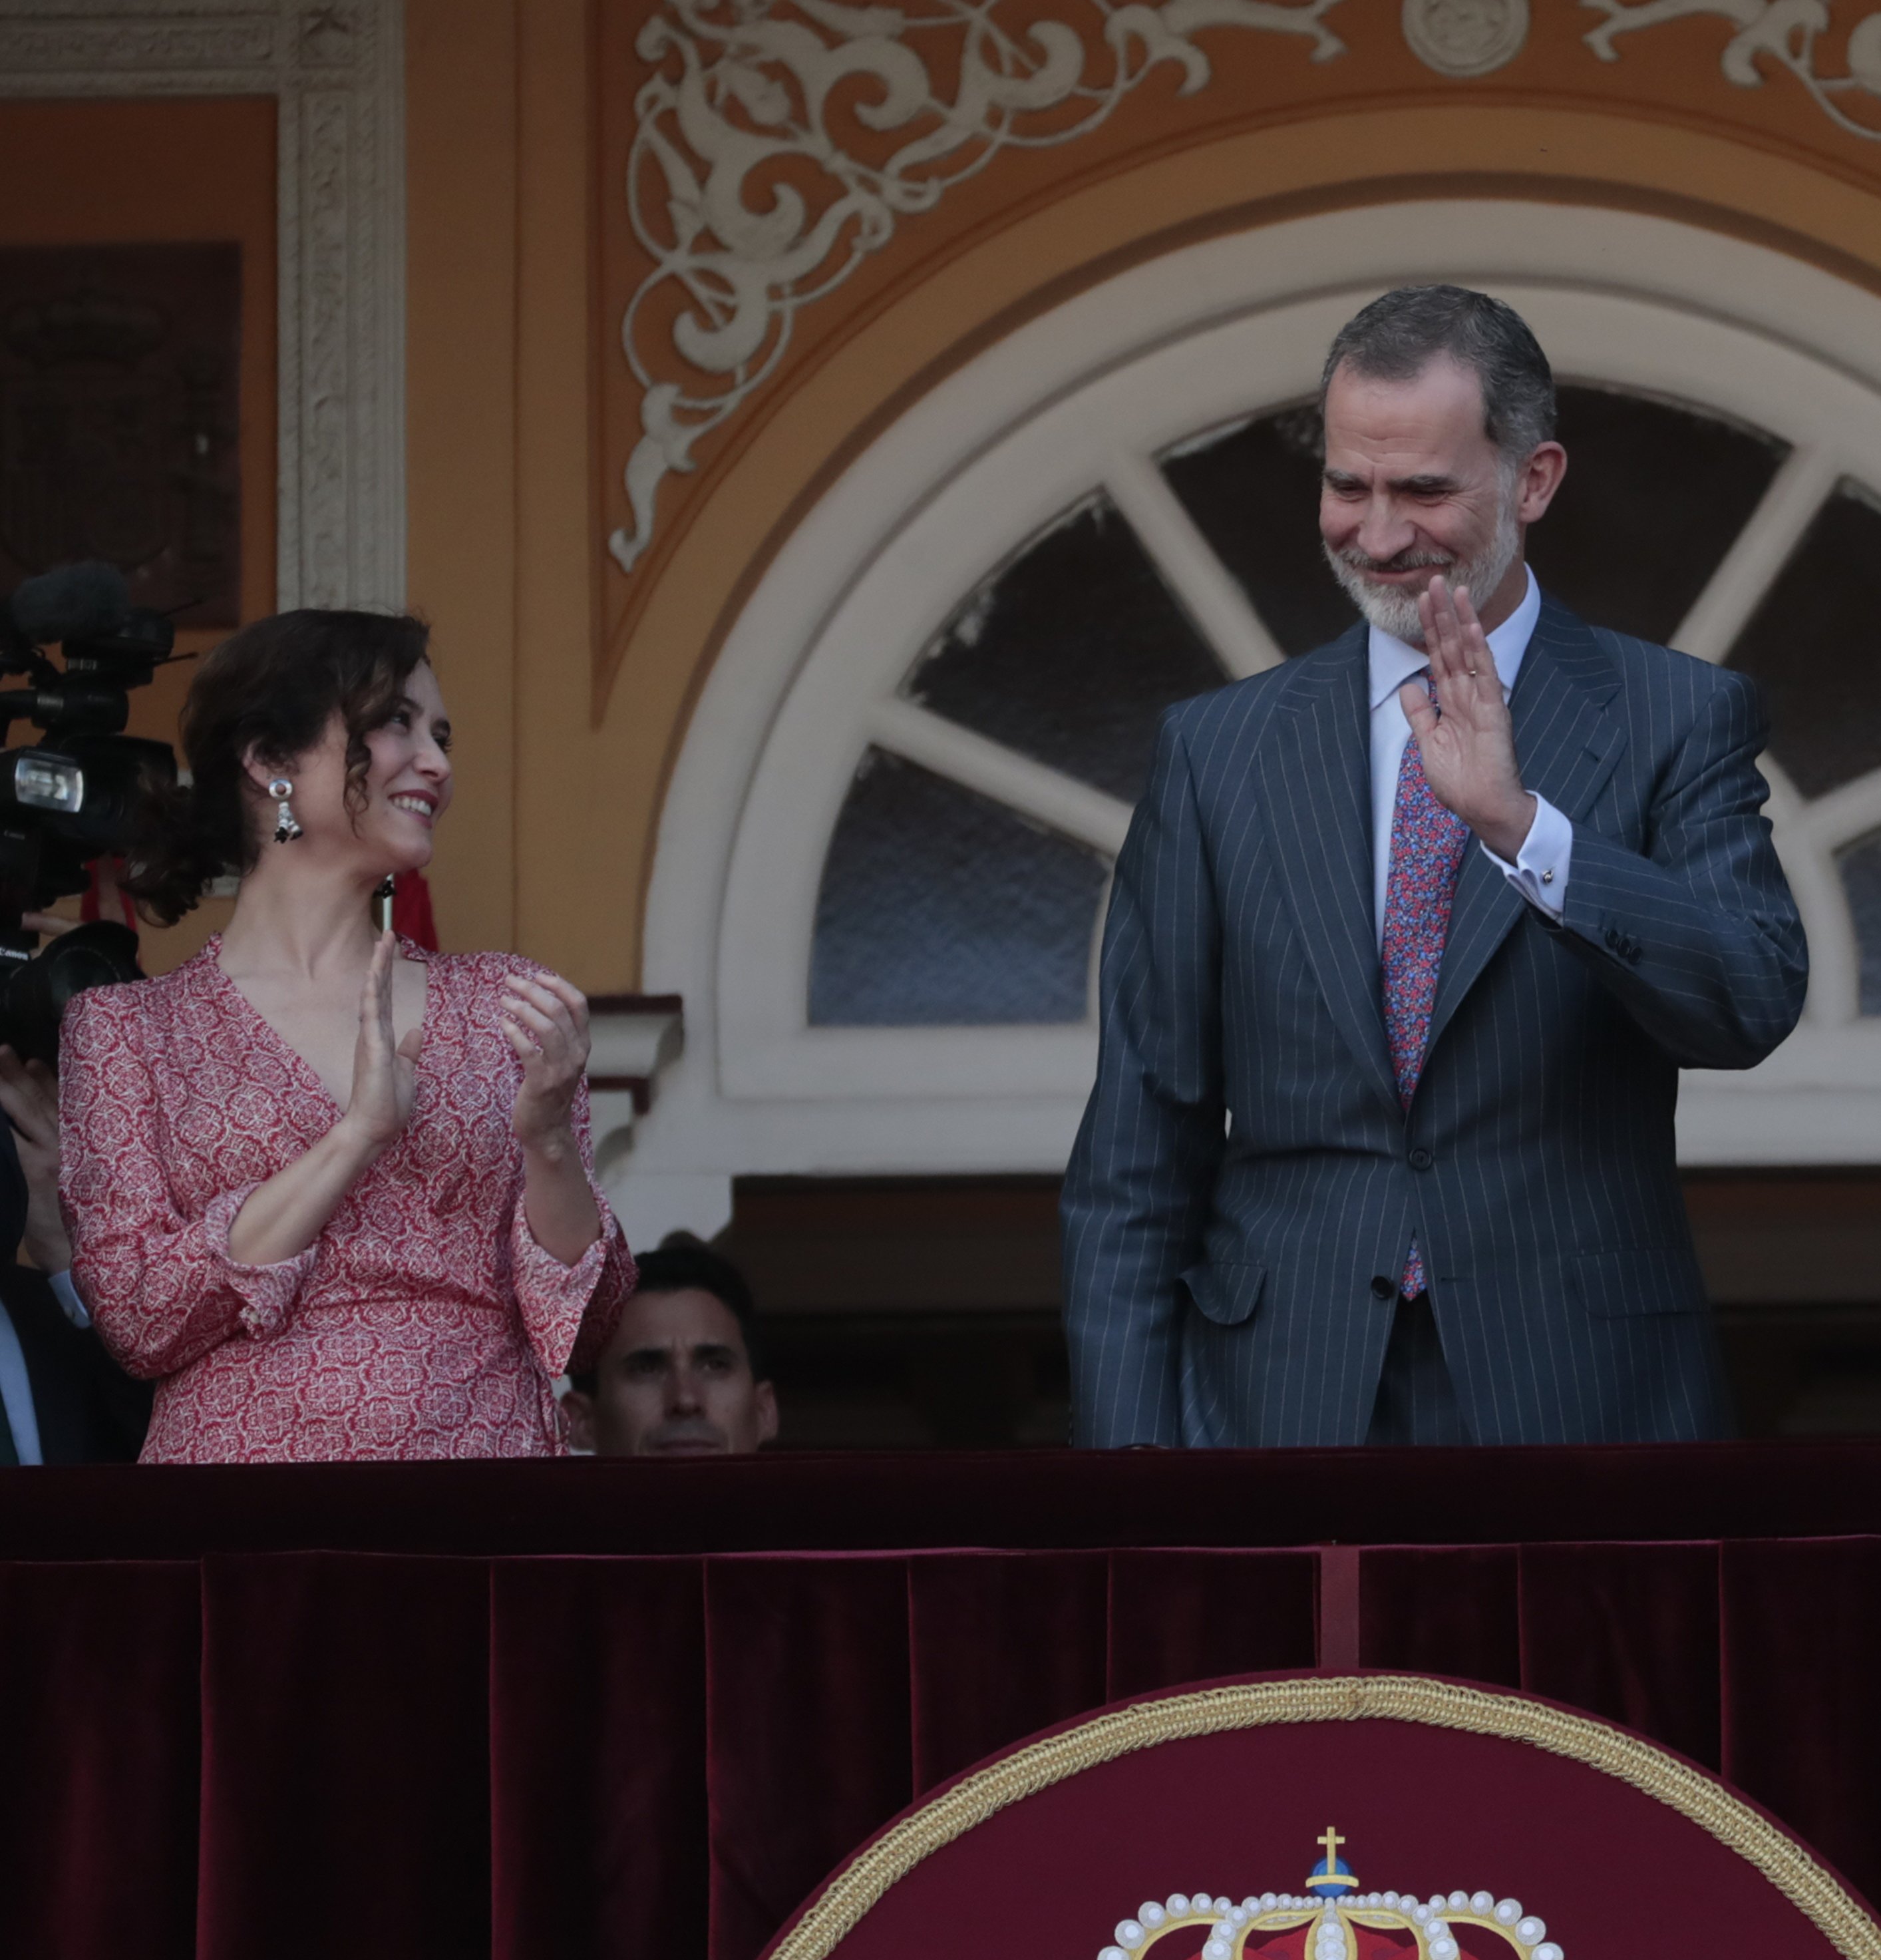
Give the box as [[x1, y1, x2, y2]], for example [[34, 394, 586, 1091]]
[[769, 1674, 1881, 1960]]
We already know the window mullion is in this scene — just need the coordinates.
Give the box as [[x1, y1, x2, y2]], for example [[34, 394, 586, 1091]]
[[1101, 448, 1287, 680], [1670, 444, 1840, 663], [865, 697, 1134, 859]]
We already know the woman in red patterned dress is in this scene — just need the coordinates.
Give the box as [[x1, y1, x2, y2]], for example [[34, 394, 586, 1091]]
[[57, 610, 635, 1462]]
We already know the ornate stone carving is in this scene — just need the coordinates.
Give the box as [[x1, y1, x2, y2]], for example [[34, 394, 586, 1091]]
[[0, 1, 407, 610], [1401, 0, 1528, 76], [1582, 0, 1881, 141], [608, 0, 1348, 580], [0, 21, 280, 68]]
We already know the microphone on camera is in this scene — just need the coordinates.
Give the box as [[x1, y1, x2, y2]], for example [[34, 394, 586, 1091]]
[[3, 562, 130, 651]]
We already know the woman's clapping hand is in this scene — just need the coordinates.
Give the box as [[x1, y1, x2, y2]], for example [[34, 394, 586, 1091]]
[[343, 929, 423, 1157], [502, 970, 591, 1154]]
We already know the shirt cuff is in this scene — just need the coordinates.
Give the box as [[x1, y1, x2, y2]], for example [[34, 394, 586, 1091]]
[[202, 1183, 319, 1340], [510, 1198, 619, 1378], [47, 1268, 89, 1330], [1480, 793, 1572, 920]]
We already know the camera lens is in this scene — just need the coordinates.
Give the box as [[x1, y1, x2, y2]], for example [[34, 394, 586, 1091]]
[[5, 749, 83, 815]]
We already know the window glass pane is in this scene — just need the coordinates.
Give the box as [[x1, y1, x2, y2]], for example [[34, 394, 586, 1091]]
[[1727, 480, 1881, 799], [810, 749, 1107, 1026], [1159, 405, 1351, 656], [1839, 829, 1881, 1016], [1157, 385, 1786, 654], [1528, 385, 1787, 644], [904, 492, 1226, 803]]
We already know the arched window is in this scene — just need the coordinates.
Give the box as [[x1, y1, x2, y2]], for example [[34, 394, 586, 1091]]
[[640, 202, 1881, 1187]]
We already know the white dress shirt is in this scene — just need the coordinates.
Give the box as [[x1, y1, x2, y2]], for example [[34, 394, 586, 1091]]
[[1367, 564, 1572, 945], [0, 1302, 41, 1465], [0, 1270, 90, 1468]]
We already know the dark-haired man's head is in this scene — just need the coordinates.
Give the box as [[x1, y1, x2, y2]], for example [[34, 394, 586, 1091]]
[[562, 1237, 778, 1458], [1317, 284, 1567, 643]]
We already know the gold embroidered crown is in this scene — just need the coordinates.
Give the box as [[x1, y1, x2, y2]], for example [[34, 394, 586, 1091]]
[[1093, 1830, 1565, 1960]]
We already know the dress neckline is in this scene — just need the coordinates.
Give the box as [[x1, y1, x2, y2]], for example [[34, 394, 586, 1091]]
[[200, 933, 436, 1119]]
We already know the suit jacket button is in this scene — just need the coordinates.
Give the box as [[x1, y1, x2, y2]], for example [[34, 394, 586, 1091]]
[[1409, 1145, 1433, 1171], [1369, 1274, 1395, 1301], [1604, 926, 1620, 948]]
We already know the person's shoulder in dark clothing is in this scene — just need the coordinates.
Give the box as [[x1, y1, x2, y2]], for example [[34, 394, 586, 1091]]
[[3, 1265, 151, 1464]]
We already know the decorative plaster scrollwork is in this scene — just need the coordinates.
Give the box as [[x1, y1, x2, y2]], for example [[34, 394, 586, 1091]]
[[608, 0, 1347, 578], [1583, 0, 1881, 141]]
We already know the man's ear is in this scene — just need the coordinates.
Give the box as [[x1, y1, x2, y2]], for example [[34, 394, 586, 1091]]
[[1516, 440, 1568, 525], [561, 1387, 598, 1454], [754, 1380, 780, 1450]]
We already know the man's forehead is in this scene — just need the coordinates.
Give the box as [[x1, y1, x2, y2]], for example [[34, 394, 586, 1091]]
[[1323, 353, 1491, 456], [607, 1286, 749, 1359]]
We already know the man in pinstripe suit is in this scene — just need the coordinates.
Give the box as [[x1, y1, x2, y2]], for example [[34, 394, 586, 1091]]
[[1062, 286, 1807, 1447]]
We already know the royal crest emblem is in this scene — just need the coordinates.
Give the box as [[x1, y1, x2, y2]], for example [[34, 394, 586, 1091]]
[[1093, 1830, 1564, 1960]]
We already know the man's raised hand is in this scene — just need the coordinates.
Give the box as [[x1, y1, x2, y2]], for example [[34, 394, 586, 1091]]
[[1399, 574, 1537, 864]]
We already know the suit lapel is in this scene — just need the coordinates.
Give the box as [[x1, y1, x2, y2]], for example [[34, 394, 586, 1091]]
[[1259, 626, 1401, 1120], [1425, 594, 1627, 1053]]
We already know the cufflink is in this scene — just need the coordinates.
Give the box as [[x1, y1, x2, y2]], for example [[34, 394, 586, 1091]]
[[1540, 867, 1554, 884]]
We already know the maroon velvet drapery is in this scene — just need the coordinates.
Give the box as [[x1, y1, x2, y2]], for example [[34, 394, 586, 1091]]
[[3, 1446, 1880, 1959]]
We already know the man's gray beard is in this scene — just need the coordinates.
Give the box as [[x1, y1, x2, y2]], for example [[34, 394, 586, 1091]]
[[1323, 493, 1522, 644]]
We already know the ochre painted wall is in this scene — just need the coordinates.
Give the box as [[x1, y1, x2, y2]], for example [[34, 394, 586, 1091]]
[[405, 0, 521, 964], [406, 0, 623, 985]]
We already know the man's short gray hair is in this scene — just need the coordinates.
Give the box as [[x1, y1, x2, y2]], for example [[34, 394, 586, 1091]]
[[1319, 284, 1556, 464]]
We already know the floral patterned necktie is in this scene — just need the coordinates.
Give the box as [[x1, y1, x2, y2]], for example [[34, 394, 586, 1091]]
[[1381, 718, 1470, 1300]]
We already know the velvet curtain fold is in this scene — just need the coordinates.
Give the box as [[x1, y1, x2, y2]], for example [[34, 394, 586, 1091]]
[[0, 1561, 199, 1960], [1, 1541, 1874, 1960]]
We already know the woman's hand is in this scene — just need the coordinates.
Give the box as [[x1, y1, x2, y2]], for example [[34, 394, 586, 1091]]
[[226, 934, 422, 1267], [339, 930, 423, 1158], [504, 969, 601, 1263], [504, 970, 591, 1155]]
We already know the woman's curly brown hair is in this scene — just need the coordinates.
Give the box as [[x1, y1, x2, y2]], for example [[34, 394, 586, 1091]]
[[125, 609, 431, 926]]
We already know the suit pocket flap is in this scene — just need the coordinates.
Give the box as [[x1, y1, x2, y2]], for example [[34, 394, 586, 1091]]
[[1572, 1249, 1707, 1318], [1180, 1261, 1266, 1327]]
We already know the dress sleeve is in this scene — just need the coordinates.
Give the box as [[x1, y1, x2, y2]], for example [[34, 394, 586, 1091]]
[[507, 1070, 635, 1379], [59, 990, 317, 1381]]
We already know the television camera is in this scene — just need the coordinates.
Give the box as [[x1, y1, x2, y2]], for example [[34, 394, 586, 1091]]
[[0, 561, 184, 1062]]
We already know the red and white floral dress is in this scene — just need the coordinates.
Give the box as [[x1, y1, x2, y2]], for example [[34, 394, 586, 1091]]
[[57, 938, 635, 1464]]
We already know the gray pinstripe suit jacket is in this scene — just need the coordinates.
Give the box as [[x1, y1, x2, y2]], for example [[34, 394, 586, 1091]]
[[1062, 593, 1808, 1447]]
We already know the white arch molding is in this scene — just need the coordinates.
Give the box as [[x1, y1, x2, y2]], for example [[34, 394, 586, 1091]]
[[621, 199, 1881, 1235]]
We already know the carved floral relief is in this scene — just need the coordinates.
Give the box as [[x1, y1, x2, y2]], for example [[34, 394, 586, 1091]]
[[607, 0, 1347, 580], [1585, 1, 1881, 139]]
